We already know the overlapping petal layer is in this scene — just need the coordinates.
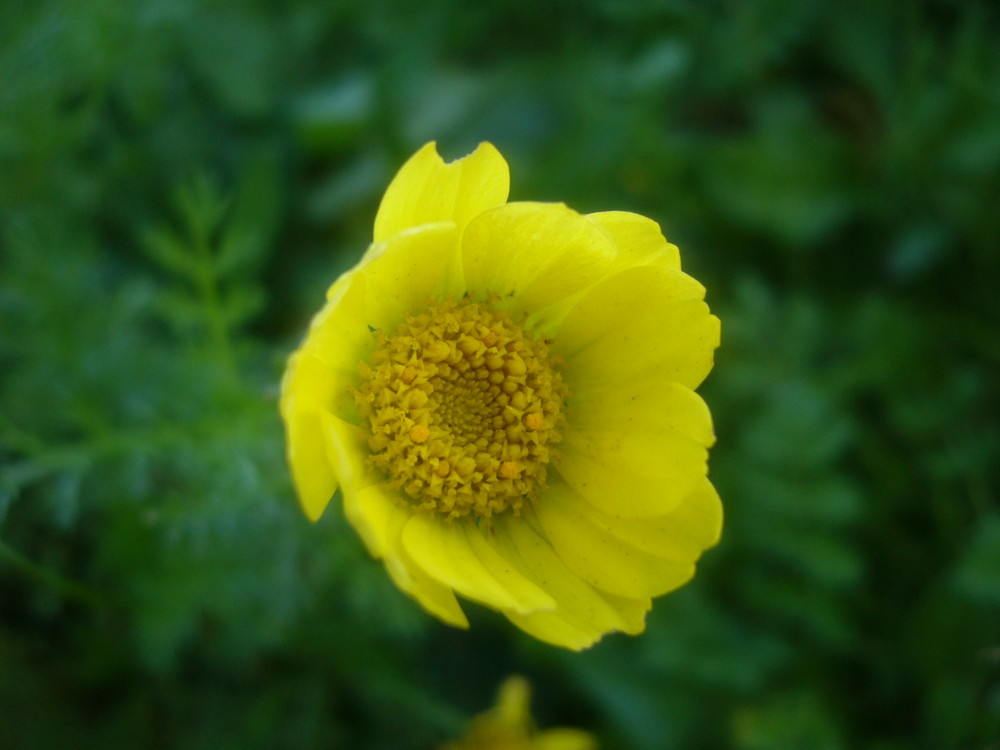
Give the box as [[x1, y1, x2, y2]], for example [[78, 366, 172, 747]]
[[555, 264, 720, 392], [586, 210, 681, 272], [491, 515, 649, 650], [402, 514, 555, 614], [462, 202, 618, 313], [556, 379, 714, 517], [533, 478, 722, 598]]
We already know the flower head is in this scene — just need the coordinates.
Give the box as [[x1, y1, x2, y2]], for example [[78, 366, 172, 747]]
[[281, 142, 721, 649], [440, 676, 596, 750]]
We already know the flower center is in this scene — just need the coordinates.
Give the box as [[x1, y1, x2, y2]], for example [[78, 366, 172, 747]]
[[355, 299, 567, 519]]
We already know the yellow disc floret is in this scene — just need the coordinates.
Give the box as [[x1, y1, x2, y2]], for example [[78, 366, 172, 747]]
[[355, 299, 567, 519]]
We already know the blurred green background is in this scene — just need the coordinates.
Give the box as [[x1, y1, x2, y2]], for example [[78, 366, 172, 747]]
[[2, 0, 999, 747]]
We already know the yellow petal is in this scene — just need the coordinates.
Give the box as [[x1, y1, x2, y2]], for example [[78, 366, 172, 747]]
[[490, 515, 636, 650], [534, 729, 599, 750], [594, 478, 723, 560], [355, 487, 470, 626], [527, 212, 683, 337], [282, 274, 375, 521], [462, 523, 557, 612], [280, 350, 338, 425], [556, 380, 713, 517], [280, 350, 341, 521], [301, 273, 373, 394], [555, 264, 720, 391], [284, 409, 335, 521], [461, 202, 617, 314], [402, 514, 555, 614], [321, 412, 470, 628], [587, 210, 681, 271], [373, 141, 510, 243], [599, 591, 651, 635], [320, 411, 380, 492], [320, 410, 387, 550], [385, 556, 470, 629], [305, 224, 462, 391], [322, 410, 428, 585], [534, 480, 696, 598], [360, 222, 463, 331], [380, 501, 470, 629]]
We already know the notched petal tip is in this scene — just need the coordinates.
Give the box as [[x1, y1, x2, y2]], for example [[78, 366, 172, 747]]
[[373, 141, 510, 243]]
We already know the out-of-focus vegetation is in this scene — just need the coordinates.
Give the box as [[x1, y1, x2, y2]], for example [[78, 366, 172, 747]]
[[2, 0, 999, 747]]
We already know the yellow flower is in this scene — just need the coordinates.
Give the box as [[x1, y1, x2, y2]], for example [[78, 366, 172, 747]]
[[440, 676, 596, 750], [281, 142, 721, 649]]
